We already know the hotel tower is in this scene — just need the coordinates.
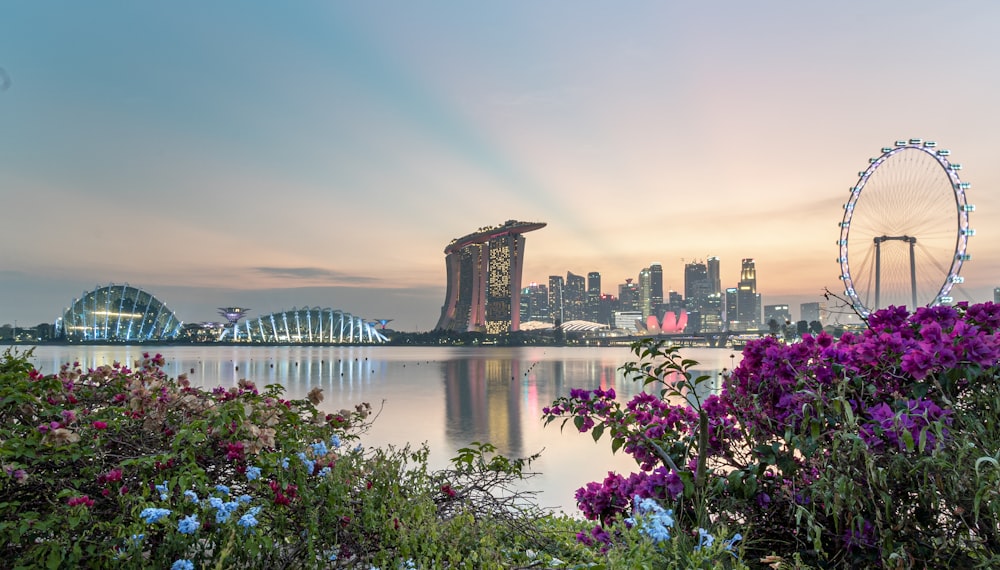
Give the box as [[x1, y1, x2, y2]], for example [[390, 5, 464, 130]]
[[436, 220, 546, 333]]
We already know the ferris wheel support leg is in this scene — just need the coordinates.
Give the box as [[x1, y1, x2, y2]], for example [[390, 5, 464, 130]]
[[874, 238, 882, 310], [909, 238, 918, 308]]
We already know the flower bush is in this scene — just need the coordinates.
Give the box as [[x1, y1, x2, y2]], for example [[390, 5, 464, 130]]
[[544, 302, 1000, 568], [0, 349, 573, 568]]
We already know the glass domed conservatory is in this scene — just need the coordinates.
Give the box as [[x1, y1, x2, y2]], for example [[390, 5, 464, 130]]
[[225, 307, 387, 344], [57, 284, 183, 342]]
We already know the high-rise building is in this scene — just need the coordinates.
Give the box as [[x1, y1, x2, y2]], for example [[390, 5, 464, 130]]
[[564, 272, 586, 321], [684, 261, 710, 307], [618, 278, 639, 312], [725, 288, 739, 330], [995, 287, 1000, 304], [764, 304, 791, 327], [800, 302, 822, 324], [586, 272, 602, 322], [707, 256, 721, 295], [548, 276, 564, 325], [437, 220, 546, 333], [639, 267, 652, 318], [735, 258, 761, 329], [519, 283, 549, 323], [649, 263, 664, 312], [598, 294, 616, 326]]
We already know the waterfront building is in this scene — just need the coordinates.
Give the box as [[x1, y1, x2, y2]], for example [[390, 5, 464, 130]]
[[995, 287, 1000, 304], [436, 220, 546, 333], [56, 283, 183, 342], [614, 310, 643, 332]]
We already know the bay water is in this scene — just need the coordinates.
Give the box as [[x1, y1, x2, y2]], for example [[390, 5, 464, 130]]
[[24, 344, 741, 513]]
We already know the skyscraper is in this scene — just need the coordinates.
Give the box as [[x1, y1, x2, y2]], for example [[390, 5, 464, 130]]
[[649, 263, 664, 313], [618, 278, 639, 312], [437, 220, 546, 333], [519, 283, 549, 323], [586, 271, 601, 322], [564, 272, 586, 321], [707, 256, 721, 295], [725, 287, 739, 329], [736, 258, 761, 329], [639, 267, 652, 318], [548, 275, 564, 325], [684, 261, 710, 307]]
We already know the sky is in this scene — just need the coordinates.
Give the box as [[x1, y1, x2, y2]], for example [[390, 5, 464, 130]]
[[2, 1, 1000, 331]]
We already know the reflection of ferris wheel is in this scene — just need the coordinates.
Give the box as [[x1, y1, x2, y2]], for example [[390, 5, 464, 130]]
[[838, 139, 974, 318]]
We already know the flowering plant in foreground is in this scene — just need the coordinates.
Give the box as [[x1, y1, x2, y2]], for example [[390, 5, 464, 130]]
[[545, 302, 1000, 568], [0, 349, 570, 568]]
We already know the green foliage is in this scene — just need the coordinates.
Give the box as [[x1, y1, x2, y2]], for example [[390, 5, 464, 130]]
[[0, 348, 569, 568]]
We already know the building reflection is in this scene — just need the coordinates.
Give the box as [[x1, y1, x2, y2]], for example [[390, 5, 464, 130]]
[[442, 354, 728, 460], [443, 357, 524, 458]]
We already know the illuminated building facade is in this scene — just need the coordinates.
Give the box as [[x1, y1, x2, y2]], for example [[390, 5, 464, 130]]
[[437, 220, 546, 333], [228, 307, 387, 343], [57, 283, 183, 342]]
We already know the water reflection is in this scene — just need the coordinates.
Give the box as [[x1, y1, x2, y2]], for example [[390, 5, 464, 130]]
[[24, 345, 741, 511]]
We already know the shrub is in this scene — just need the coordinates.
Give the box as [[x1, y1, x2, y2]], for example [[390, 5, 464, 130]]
[[0, 349, 557, 568], [544, 302, 1000, 568]]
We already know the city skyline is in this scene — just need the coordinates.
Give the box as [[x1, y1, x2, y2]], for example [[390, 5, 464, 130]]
[[3, 2, 1000, 331]]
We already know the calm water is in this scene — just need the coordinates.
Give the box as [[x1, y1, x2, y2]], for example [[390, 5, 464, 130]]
[[24, 345, 741, 513]]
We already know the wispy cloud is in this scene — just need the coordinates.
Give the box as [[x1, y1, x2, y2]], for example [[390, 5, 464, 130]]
[[252, 267, 378, 284]]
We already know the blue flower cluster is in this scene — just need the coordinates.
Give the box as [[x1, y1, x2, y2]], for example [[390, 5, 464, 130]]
[[178, 514, 200, 535], [208, 496, 241, 524], [155, 481, 170, 501], [140, 507, 172, 524], [625, 496, 674, 542]]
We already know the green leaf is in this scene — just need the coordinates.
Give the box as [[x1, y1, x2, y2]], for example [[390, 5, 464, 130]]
[[611, 437, 623, 454], [591, 422, 605, 442]]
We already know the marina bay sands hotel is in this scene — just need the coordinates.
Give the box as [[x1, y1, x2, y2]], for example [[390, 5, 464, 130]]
[[436, 220, 546, 334]]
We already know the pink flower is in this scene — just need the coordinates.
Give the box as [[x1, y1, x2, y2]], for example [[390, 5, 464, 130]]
[[92, 421, 108, 430], [67, 495, 94, 508]]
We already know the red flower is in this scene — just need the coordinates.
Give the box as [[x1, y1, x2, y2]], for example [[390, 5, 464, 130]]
[[92, 421, 108, 430], [441, 484, 457, 498]]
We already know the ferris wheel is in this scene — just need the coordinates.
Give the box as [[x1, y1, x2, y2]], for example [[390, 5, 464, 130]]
[[837, 139, 974, 318]]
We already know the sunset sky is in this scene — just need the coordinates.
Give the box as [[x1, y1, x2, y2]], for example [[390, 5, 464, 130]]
[[2, 1, 999, 331]]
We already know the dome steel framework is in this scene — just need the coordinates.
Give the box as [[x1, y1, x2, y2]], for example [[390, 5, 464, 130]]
[[58, 283, 183, 342], [228, 307, 388, 344]]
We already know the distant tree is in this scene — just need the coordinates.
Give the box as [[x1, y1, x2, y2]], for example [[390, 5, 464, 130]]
[[767, 319, 780, 335], [809, 321, 823, 335], [796, 320, 809, 336]]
